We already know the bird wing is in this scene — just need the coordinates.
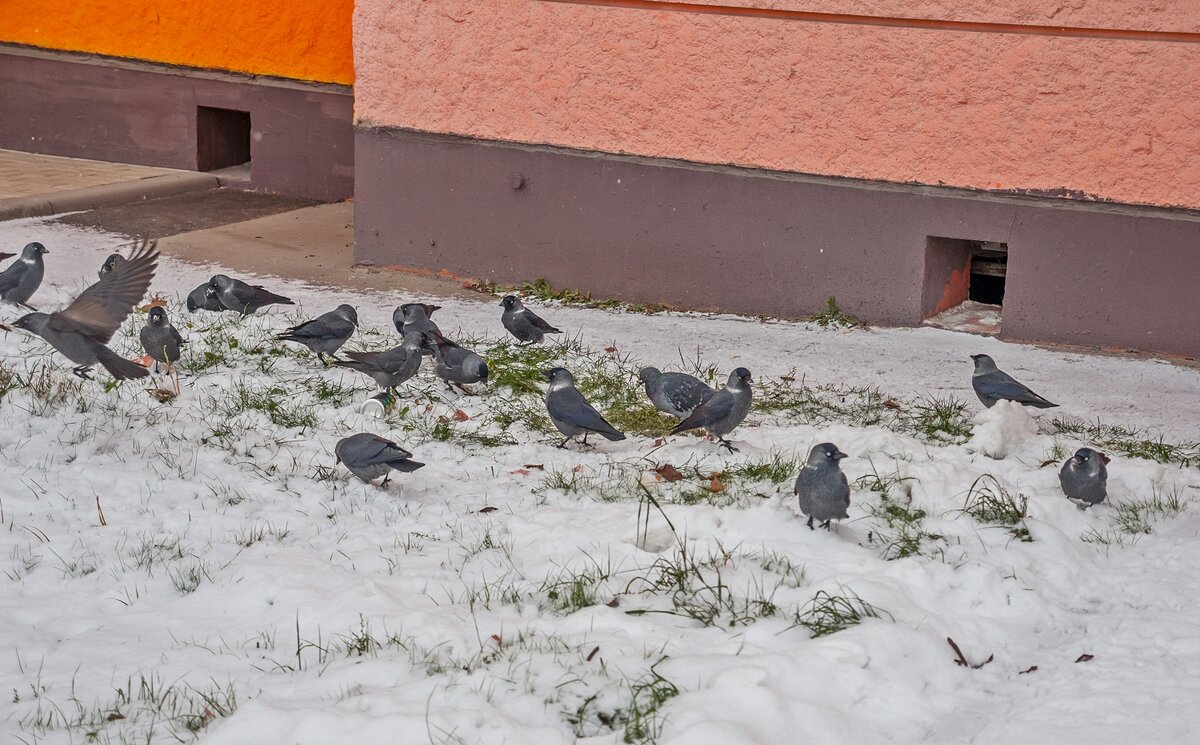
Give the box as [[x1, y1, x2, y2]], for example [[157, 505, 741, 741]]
[[282, 315, 339, 339], [354, 435, 414, 464], [51, 239, 158, 343], [978, 370, 1054, 405], [671, 389, 734, 433], [0, 259, 26, 295], [523, 309, 561, 333], [661, 374, 714, 412], [170, 325, 187, 347], [549, 387, 621, 436]]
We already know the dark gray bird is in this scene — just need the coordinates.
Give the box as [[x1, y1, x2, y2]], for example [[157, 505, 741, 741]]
[[500, 295, 561, 345], [98, 253, 126, 279], [544, 367, 626, 448], [424, 330, 488, 393], [186, 282, 225, 313], [275, 304, 357, 363], [392, 303, 442, 336], [0, 242, 49, 305], [1059, 448, 1109, 509], [335, 333, 425, 391], [795, 443, 851, 530], [970, 354, 1058, 409], [140, 305, 186, 393], [12, 240, 157, 380], [639, 367, 715, 419], [207, 274, 294, 315], [335, 433, 425, 486], [670, 367, 753, 452]]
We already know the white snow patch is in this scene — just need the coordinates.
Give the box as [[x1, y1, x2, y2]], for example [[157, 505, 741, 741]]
[[966, 400, 1039, 459]]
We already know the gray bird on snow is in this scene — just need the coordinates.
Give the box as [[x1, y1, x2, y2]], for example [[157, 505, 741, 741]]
[[795, 443, 850, 530], [1059, 447, 1109, 509], [335, 433, 425, 486], [99, 253, 126, 279], [206, 274, 294, 315], [0, 242, 49, 306], [392, 303, 442, 337], [424, 330, 488, 393], [500, 294, 561, 345], [335, 332, 425, 392], [140, 305, 186, 393], [970, 354, 1057, 409], [12, 240, 158, 380], [639, 366, 715, 419], [544, 367, 626, 448], [670, 367, 753, 452], [186, 282, 224, 313], [275, 304, 357, 363]]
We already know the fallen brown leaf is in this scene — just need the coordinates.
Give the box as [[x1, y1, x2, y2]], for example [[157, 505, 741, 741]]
[[1039, 459, 1058, 468], [1019, 665, 1038, 674], [510, 469, 530, 476], [138, 296, 168, 312], [883, 399, 902, 410], [654, 464, 685, 482], [452, 409, 469, 422], [1075, 654, 1094, 663], [707, 476, 726, 493], [478, 506, 498, 514], [606, 597, 620, 608], [523, 463, 545, 470]]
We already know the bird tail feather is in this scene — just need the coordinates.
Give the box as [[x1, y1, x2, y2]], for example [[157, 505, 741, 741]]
[[390, 459, 426, 472], [97, 346, 150, 380]]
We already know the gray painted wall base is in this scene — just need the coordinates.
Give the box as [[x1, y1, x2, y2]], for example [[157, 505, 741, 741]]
[[355, 127, 1200, 358]]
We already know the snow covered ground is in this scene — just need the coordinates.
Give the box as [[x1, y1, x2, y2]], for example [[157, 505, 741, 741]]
[[2, 217, 1199, 745]]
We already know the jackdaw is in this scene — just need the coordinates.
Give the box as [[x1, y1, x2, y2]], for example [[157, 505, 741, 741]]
[[207, 274, 294, 315], [544, 367, 626, 448], [335, 332, 425, 391], [795, 443, 850, 530], [1059, 447, 1109, 509], [140, 305, 186, 392], [12, 240, 157, 380], [424, 330, 488, 393], [335, 433, 425, 486], [392, 303, 442, 337], [99, 253, 126, 279], [276, 304, 357, 363], [639, 367, 715, 419], [500, 295, 561, 345], [670, 367, 753, 452], [970, 354, 1058, 409], [186, 282, 225, 313], [0, 242, 48, 305]]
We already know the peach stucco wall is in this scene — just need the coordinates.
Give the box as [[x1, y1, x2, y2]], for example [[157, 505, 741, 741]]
[[354, 0, 1200, 208], [0, 0, 354, 84]]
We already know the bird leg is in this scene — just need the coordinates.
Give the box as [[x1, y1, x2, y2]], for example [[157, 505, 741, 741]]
[[72, 366, 94, 380], [821, 520, 832, 531], [806, 515, 815, 531], [381, 473, 391, 487], [556, 437, 571, 449], [718, 438, 739, 453], [318, 352, 330, 366]]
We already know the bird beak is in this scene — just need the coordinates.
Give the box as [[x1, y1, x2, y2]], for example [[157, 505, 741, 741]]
[[834, 451, 848, 460], [542, 369, 555, 381]]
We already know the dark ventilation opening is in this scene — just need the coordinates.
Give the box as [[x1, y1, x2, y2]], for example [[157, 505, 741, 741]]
[[196, 106, 251, 172], [968, 241, 1008, 306]]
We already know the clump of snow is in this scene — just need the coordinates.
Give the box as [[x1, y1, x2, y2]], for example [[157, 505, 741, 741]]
[[0, 217, 1198, 745], [965, 400, 1040, 459]]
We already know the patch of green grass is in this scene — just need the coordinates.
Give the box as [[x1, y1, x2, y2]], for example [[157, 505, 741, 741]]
[[808, 296, 867, 329], [857, 463, 943, 559], [961, 474, 1033, 542], [792, 590, 889, 638], [623, 660, 679, 745], [1051, 418, 1199, 468], [211, 382, 320, 430]]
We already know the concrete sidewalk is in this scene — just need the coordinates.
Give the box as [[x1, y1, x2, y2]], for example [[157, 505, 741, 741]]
[[0, 148, 217, 219]]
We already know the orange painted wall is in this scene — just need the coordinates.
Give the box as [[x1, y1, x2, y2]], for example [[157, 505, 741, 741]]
[[354, 0, 1200, 208], [0, 0, 354, 85]]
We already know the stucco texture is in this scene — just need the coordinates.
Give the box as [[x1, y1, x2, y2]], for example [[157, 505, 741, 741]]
[[0, 0, 354, 84], [354, 0, 1200, 208]]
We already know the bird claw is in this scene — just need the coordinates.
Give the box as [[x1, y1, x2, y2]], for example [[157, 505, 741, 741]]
[[719, 439, 739, 453], [72, 366, 94, 380]]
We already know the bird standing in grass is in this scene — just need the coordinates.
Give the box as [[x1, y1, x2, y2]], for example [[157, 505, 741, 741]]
[[544, 367, 626, 448], [500, 295, 561, 345], [639, 367, 715, 419], [670, 367, 753, 452], [970, 354, 1058, 409], [206, 274, 294, 315], [0, 242, 48, 306], [1059, 448, 1109, 509], [335, 433, 425, 486], [335, 332, 425, 392], [424, 330, 488, 393], [275, 304, 358, 363], [140, 305, 186, 393], [12, 239, 157, 380], [393, 303, 442, 337], [795, 443, 850, 530]]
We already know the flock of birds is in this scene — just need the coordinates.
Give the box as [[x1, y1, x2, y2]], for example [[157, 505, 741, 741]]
[[0, 240, 1111, 526]]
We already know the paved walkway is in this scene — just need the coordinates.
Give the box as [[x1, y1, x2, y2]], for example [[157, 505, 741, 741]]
[[0, 149, 182, 199]]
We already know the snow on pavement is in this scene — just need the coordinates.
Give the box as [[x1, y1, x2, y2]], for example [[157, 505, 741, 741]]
[[1, 218, 1198, 745]]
